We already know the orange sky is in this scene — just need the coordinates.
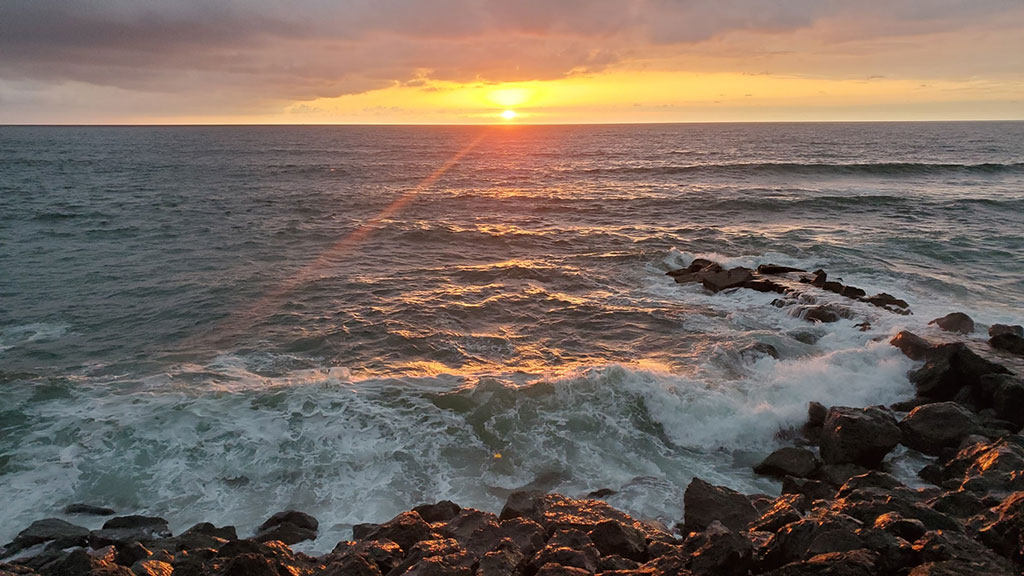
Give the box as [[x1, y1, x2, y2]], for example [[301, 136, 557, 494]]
[[1, 1, 1023, 124]]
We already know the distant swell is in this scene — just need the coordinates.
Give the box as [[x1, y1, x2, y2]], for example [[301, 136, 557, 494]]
[[581, 162, 1024, 177]]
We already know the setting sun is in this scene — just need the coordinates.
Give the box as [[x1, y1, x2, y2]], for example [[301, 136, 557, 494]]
[[500, 109, 517, 121]]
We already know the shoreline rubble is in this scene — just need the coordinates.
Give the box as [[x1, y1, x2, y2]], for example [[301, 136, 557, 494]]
[[4, 277, 1024, 575]]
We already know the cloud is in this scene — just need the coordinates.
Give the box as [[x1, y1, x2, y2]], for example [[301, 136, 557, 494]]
[[0, 0, 1022, 118]]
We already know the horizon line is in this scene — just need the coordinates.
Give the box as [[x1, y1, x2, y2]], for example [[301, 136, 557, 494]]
[[3, 118, 1024, 128]]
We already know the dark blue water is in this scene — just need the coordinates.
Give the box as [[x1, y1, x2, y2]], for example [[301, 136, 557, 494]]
[[1, 122, 1022, 549]]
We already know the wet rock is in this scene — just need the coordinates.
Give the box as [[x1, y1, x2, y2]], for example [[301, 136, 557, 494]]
[[3, 518, 90, 554], [990, 333, 1024, 356], [740, 342, 780, 362], [701, 267, 754, 293], [891, 331, 936, 361], [991, 376, 1024, 428], [810, 270, 827, 287], [354, 511, 437, 552], [927, 490, 987, 519], [764, 549, 878, 576], [974, 491, 1024, 564], [819, 406, 901, 468], [841, 286, 866, 299], [900, 402, 980, 456], [441, 509, 500, 546], [912, 529, 1016, 574], [683, 478, 758, 532], [758, 264, 806, 275], [498, 491, 544, 523], [929, 312, 975, 334], [414, 501, 462, 524], [45, 548, 134, 576], [586, 520, 646, 562], [181, 522, 237, 542], [530, 529, 599, 574], [685, 523, 753, 576], [760, 513, 864, 570], [909, 343, 1009, 402], [781, 476, 835, 502], [865, 293, 910, 310], [63, 504, 116, 517], [803, 307, 841, 323], [473, 518, 546, 558], [255, 510, 318, 545], [533, 563, 591, 576], [754, 447, 820, 479], [331, 539, 404, 575], [750, 495, 806, 533], [807, 402, 828, 428], [585, 489, 616, 499], [823, 281, 845, 294], [131, 559, 173, 576], [596, 555, 639, 572], [989, 324, 1024, 338], [873, 512, 926, 542], [816, 464, 872, 488], [908, 560, 1015, 575], [742, 279, 788, 294]]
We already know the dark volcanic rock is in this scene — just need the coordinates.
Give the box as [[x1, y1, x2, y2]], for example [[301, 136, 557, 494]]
[[819, 406, 901, 468], [758, 264, 806, 275], [909, 343, 1009, 402], [891, 331, 936, 361], [807, 402, 828, 428], [754, 447, 820, 479], [740, 342, 780, 362], [991, 376, 1024, 427], [781, 476, 835, 502], [414, 501, 462, 524], [354, 511, 437, 552], [974, 491, 1024, 564], [764, 549, 878, 576], [255, 510, 318, 545], [4, 518, 90, 553], [683, 478, 759, 532], [865, 293, 910, 310], [587, 520, 646, 561], [803, 307, 841, 323], [899, 402, 980, 456], [990, 333, 1024, 356], [701, 267, 754, 293], [63, 503, 116, 516], [989, 324, 1024, 338], [686, 523, 753, 576], [929, 312, 975, 334]]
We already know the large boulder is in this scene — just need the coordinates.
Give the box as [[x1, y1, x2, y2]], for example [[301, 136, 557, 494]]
[[683, 478, 759, 533], [353, 511, 437, 552], [899, 402, 981, 456], [3, 518, 90, 554], [819, 406, 901, 468], [754, 447, 820, 479], [255, 510, 318, 545], [701, 267, 754, 293], [90, 516, 172, 548], [974, 491, 1024, 564], [989, 324, 1024, 338], [890, 331, 936, 361], [929, 312, 975, 334], [909, 344, 1009, 401], [990, 333, 1024, 356], [991, 376, 1024, 428]]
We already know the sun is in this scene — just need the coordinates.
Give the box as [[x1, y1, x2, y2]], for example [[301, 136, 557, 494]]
[[500, 109, 517, 121]]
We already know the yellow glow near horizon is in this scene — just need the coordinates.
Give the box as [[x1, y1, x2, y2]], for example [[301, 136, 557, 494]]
[[257, 69, 1024, 125]]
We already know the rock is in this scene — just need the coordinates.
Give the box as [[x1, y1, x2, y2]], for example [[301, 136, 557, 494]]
[[131, 559, 173, 576], [891, 331, 936, 361], [530, 530, 599, 574], [990, 333, 1024, 356], [586, 520, 646, 562], [758, 264, 806, 275], [686, 523, 753, 576], [927, 490, 987, 519], [819, 406, 901, 468], [823, 281, 845, 294], [841, 286, 866, 299], [816, 464, 872, 488], [908, 560, 1015, 575], [331, 539, 404, 574], [45, 548, 134, 576], [807, 402, 828, 427], [701, 267, 754, 293], [441, 509, 499, 545], [466, 518, 546, 557], [989, 324, 1024, 338], [974, 491, 1024, 564], [912, 529, 1016, 574], [751, 495, 805, 533], [683, 478, 758, 532], [585, 488, 616, 499], [477, 542, 524, 576], [765, 549, 878, 576], [740, 342, 780, 362], [929, 312, 975, 334], [760, 513, 864, 570], [899, 402, 980, 456], [4, 518, 90, 553], [781, 476, 835, 502], [498, 491, 544, 522], [991, 376, 1024, 427], [254, 510, 318, 545], [909, 343, 1009, 402], [414, 501, 462, 524], [865, 293, 910, 310], [181, 522, 237, 541], [810, 270, 827, 287], [873, 512, 926, 542], [533, 563, 591, 576], [754, 447, 820, 479], [803, 307, 841, 323], [354, 511, 436, 552], [63, 503, 116, 516]]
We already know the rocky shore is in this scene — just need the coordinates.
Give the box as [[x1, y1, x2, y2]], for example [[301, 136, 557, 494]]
[[3, 268, 1023, 576]]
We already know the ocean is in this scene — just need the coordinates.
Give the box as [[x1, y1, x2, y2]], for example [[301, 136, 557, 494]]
[[1, 122, 1022, 550]]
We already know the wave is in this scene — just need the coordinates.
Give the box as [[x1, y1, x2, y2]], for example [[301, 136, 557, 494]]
[[580, 162, 1024, 178]]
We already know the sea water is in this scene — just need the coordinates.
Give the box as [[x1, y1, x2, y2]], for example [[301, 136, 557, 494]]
[[1, 122, 1022, 550]]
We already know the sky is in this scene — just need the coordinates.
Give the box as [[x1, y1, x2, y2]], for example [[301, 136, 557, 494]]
[[1, 0, 1023, 124]]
